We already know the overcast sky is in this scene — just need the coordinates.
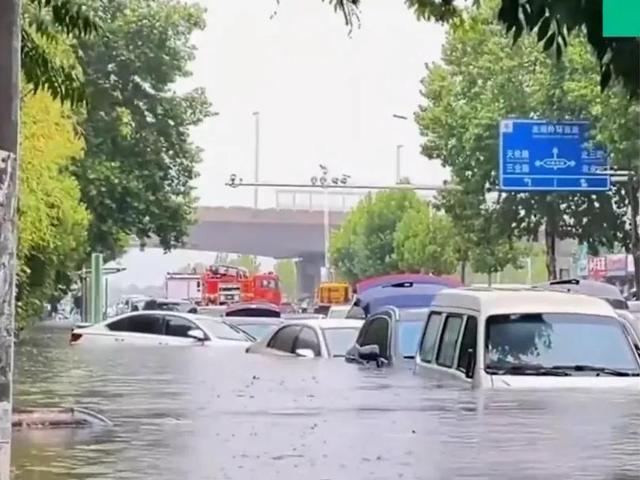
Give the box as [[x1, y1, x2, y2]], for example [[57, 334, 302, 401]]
[[111, 0, 447, 287]]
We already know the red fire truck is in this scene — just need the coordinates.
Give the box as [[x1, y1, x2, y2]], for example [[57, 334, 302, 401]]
[[201, 264, 282, 306]]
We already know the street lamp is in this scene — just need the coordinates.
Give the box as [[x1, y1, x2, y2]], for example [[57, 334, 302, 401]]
[[310, 165, 350, 280], [252, 111, 260, 209], [393, 114, 409, 184]]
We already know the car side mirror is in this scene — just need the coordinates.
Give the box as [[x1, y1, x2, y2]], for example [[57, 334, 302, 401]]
[[295, 348, 315, 358], [357, 344, 380, 362], [464, 348, 476, 379], [187, 329, 206, 342]]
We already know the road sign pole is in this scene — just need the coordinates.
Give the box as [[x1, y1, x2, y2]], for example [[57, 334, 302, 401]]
[[89, 253, 104, 324]]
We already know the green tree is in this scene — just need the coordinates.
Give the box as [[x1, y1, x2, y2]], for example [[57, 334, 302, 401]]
[[416, 0, 628, 280], [275, 260, 298, 300], [22, 0, 99, 105], [393, 201, 458, 275], [330, 190, 426, 281], [71, 0, 212, 259], [331, 0, 639, 98], [18, 91, 90, 326], [231, 255, 261, 274]]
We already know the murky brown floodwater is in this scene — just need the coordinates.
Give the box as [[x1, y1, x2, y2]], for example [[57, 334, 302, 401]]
[[10, 323, 640, 479]]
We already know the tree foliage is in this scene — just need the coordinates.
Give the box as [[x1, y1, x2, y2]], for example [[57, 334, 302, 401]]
[[393, 201, 458, 275], [22, 0, 100, 105], [71, 0, 212, 259], [18, 91, 90, 326], [332, 0, 639, 98], [274, 260, 298, 301], [231, 255, 262, 274], [330, 190, 461, 281], [416, 0, 630, 279]]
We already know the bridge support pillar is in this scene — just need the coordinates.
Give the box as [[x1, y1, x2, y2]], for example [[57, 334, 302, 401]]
[[296, 255, 323, 298]]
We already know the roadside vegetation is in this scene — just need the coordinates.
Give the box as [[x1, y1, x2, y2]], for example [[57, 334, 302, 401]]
[[17, 0, 211, 327], [331, 0, 639, 284]]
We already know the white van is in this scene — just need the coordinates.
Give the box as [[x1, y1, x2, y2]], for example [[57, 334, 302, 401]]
[[414, 287, 640, 389]]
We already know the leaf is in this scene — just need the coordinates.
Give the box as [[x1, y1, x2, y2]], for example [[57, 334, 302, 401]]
[[542, 30, 556, 52]]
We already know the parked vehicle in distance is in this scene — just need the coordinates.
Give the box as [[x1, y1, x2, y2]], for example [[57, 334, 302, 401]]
[[279, 302, 298, 314], [246, 319, 364, 359], [141, 298, 198, 313], [164, 272, 203, 304], [345, 307, 429, 367], [535, 278, 629, 310], [415, 287, 640, 389], [70, 311, 255, 347], [197, 305, 227, 317], [223, 317, 283, 340], [224, 302, 281, 318], [348, 281, 454, 318], [326, 305, 351, 319], [316, 282, 352, 305]]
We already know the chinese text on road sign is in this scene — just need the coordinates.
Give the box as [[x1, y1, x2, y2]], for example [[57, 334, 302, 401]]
[[499, 119, 610, 192]]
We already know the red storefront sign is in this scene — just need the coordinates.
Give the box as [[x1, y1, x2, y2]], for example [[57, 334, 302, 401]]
[[588, 256, 607, 279]]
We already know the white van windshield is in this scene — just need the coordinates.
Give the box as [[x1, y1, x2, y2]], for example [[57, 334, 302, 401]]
[[485, 313, 640, 374]]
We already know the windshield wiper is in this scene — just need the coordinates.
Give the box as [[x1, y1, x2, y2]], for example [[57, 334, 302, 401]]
[[549, 365, 640, 377], [486, 364, 571, 376]]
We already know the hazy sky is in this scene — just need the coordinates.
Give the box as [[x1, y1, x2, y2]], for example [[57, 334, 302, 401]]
[[111, 0, 447, 286], [186, 0, 447, 208]]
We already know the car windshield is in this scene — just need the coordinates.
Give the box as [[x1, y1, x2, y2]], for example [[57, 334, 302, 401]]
[[485, 313, 639, 373], [397, 320, 424, 358], [195, 317, 253, 342], [322, 327, 360, 357], [236, 323, 278, 340]]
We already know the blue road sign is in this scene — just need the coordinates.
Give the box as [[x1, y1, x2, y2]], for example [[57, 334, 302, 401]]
[[499, 119, 610, 192]]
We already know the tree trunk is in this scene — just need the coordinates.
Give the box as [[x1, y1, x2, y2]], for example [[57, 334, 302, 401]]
[[544, 221, 558, 280], [0, 0, 20, 476], [460, 260, 467, 285]]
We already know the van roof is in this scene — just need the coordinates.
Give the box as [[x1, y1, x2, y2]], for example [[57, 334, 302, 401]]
[[431, 287, 616, 317]]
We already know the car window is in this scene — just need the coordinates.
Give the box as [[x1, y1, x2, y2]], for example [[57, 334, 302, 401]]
[[419, 312, 443, 363], [267, 325, 302, 353], [436, 315, 464, 368], [237, 323, 279, 340], [194, 317, 253, 341], [112, 314, 163, 335], [456, 316, 478, 374], [397, 321, 424, 358], [360, 316, 390, 357], [165, 315, 199, 338], [106, 316, 130, 332], [485, 313, 639, 372], [294, 326, 321, 357], [322, 327, 361, 357]]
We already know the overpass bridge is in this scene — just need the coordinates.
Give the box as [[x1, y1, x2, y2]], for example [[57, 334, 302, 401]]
[[146, 189, 435, 294]]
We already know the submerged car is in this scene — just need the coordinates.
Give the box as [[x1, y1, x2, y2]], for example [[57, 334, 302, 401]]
[[347, 281, 454, 319], [345, 307, 429, 367], [415, 287, 640, 389], [70, 311, 254, 347], [246, 319, 364, 359], [223, 317, 283, 340], [140, 298, 198, 313], [224, 302, 281, 318]]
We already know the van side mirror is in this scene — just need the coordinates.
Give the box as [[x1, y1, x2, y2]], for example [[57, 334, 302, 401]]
[[464, 349, 476, 379], [357, 344, 380, 362]]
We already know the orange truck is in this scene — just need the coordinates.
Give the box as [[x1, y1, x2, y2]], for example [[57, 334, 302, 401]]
[[201, 264, 282, 306]]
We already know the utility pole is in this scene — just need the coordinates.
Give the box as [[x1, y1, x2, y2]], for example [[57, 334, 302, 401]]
[[395, 145, 403, 183], [0, 0, 21, 476], [252, 111, 260, 209]]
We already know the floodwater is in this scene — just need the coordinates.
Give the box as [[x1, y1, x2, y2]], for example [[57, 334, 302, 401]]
[[11, 323, 640, 479]]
